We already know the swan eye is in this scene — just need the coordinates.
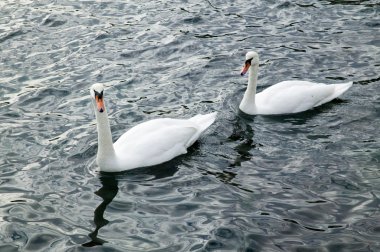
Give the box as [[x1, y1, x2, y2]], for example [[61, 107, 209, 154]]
[[94, 90, 103, 99], [245, 58, 252, 65]]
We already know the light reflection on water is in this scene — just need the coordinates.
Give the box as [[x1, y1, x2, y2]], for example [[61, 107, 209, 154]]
[[0, 0, 379, 251]]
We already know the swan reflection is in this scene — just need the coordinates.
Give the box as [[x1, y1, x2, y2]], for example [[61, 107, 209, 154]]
[[82, 163, 178, 247], [82, 174, 118, 247]]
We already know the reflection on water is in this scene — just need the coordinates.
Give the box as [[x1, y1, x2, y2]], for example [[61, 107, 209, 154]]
[[229, 113, 256, 167], [83, 174, 119, 247], [83, 164, 179, 248]]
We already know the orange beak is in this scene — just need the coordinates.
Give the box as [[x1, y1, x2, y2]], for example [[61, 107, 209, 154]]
[[240, 62, 251, 76], [95, 95, 105, 113]]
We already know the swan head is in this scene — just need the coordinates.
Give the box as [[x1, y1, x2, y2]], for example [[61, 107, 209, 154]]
[[241, 51, 259, 76], [90, 83, 105, 113]]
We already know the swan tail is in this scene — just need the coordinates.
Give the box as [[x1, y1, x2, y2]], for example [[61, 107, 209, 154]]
[[333, 81, 353, 97], [189, 112, 217, 133], [314, 81, 353, 107]]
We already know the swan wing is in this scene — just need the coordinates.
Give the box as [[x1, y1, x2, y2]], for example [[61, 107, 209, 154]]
[[113, 119, 198, 168], [256, 81, 351, 114]]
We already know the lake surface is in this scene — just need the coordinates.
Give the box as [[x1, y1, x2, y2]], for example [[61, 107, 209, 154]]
[[1, 0, 379, 251]]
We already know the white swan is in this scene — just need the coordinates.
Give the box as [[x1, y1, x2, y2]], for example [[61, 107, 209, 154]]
[[90, 83, 217, 172], [239, 51, 353, 115]]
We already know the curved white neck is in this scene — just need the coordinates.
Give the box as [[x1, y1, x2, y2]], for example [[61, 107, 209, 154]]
[[239, 64, 259, 114], [94, 103, 117, 171]]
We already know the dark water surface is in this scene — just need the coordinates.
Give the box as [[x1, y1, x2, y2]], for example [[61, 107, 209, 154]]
[[1, 0, 379, 251]]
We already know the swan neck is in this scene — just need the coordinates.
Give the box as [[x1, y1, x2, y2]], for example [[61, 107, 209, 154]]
[[239, 63, 259, 114], [95, 105, 116, 165], [247, 64, 258, 99]]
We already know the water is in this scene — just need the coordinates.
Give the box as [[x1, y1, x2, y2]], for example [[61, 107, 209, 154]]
[[0, 0, 379, 251]]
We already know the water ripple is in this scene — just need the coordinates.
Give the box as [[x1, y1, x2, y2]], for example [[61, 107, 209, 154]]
[[0, 0, 379, 251]]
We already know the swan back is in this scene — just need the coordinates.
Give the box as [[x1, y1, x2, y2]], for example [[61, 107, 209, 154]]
[[255, 81, 353, 114], [111, 112, 217, 171]]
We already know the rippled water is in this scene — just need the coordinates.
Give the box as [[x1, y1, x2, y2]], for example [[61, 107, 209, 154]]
[[1, 0, 379, 251]]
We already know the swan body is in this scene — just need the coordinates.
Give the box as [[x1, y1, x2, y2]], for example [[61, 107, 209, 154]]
[[90, 83, 217, 172], [239, 51, 352, 115]]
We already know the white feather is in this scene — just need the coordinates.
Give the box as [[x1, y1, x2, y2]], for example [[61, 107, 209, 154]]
[[239, 51, 352, 115], [90, 84, 217, 172]]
